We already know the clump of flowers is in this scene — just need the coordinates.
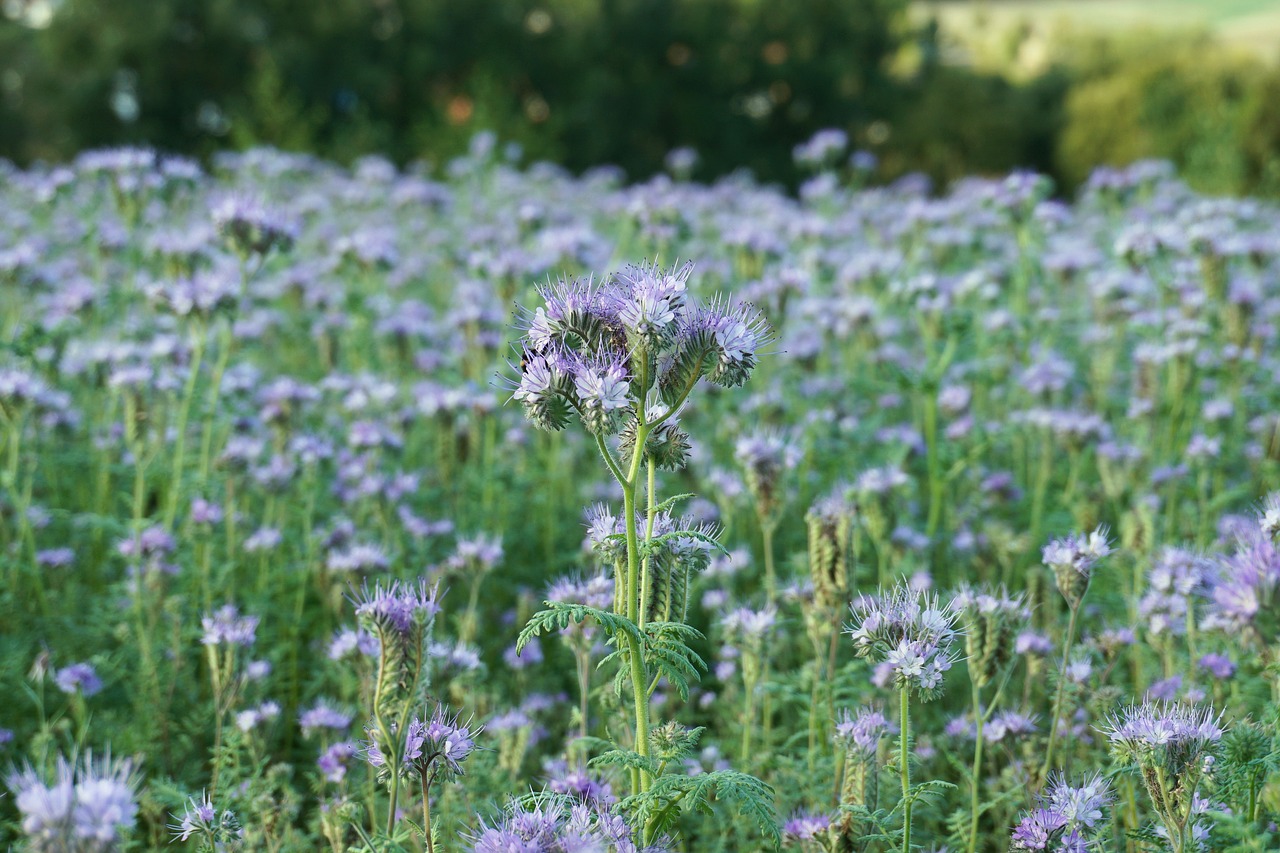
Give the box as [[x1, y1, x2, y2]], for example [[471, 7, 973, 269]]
[[4, 752, 140, 853], [1010, 772, 1113, 851], [831, 707, 894, 848], [169, 791, 242, 848], [1101, 699, 1223, 852], [467, 795, 668, 853], [846, 583, 960, 853], [846, 585, 960, 701], [510, 260, 781, 849]]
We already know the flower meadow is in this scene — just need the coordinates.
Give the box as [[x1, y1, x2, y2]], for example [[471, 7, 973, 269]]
[[1, 134, 1280, 852]]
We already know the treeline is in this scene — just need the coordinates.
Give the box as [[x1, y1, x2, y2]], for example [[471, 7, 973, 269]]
[[1, 0, 1278, 194]]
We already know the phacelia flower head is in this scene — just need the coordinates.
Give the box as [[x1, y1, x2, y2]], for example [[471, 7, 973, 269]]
[[1100, 698, 1222, 775], [954, 585, 1030, 689], [5, 751, 140, 852], [805, 488, 855, 612], [1260, 492, 1280, 541], [366, 704, 480, 784], [211, 192, 298, 258], [169, 790, 242, 845], [846, 583, 961, 700], [833, 706, 895, 760], [201, 604, 259, 647], [1207, 528, 1280, 644], [1010, 772, 1112, 852], [54, 663, 103, 698], [1043, 525, 1113, 609]]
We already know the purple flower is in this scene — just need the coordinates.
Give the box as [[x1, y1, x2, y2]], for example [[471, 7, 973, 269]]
[[833, 707, 895, 758], [366, 705, 480, 782], [782, 810, 832, 842], [352, 578, 440, 638], [1198, 653, 1235, 680], [317, 741, 357, 783], [201, 604, 259, 647], [54, 663, 103, 697], [6, 752, 139, 849], [1101, 698, 1222, 777], [846, 584, 960, 700], [1010, 773, 1112, 851], [300, 701, 353, 738], [1043, 526, 1113, 608]]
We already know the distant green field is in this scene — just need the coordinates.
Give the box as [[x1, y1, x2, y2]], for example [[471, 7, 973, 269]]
[[914, 0, 1280, 66]]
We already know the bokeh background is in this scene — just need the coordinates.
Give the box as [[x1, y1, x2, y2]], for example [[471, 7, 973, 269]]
[[2, 0, 1280, 195]]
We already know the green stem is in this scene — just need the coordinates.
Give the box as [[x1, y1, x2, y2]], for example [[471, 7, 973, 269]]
[[421, 771, 436, 853], [164, 320, 206, 529], [1040, 604, 1081, 783], [761, 520, 777, 605], [923, 391, 942, 543], [900, 687, 912, 853], [967, 680, 986, 853], [639, 457, 657, 628]]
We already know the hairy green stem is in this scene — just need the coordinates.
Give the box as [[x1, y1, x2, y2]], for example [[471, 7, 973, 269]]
[[900, 687, 912, 853]]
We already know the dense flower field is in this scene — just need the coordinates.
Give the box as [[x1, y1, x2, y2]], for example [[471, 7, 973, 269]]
[[1, 134, 1279, 852]]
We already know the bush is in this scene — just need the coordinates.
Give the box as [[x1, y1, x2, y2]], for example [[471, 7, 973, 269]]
[[1056, 33, 1280, 196]]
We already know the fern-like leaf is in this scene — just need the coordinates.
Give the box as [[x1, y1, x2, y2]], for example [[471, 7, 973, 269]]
[[517, 602, 640, 654], [621, 769, 781, 848]]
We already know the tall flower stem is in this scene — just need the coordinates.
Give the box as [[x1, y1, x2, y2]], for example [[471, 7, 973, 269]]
[[420, 770, 437, 853], [899, 687, 913, 853], [621, 416, 652, 794], [163, 319, 206, 529], [1040, 604, 1081, 783]]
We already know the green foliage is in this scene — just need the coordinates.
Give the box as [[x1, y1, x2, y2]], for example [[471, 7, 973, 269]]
[[620, 769, 781, 848], [1056, 33, 1280, 196], [0, 0, 906, 183], [517, 601, 641, 652]]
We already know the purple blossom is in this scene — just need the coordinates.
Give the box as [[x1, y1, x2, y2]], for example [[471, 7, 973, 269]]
[[201, 604, 259, 647], [54, 663, 103, 697]]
